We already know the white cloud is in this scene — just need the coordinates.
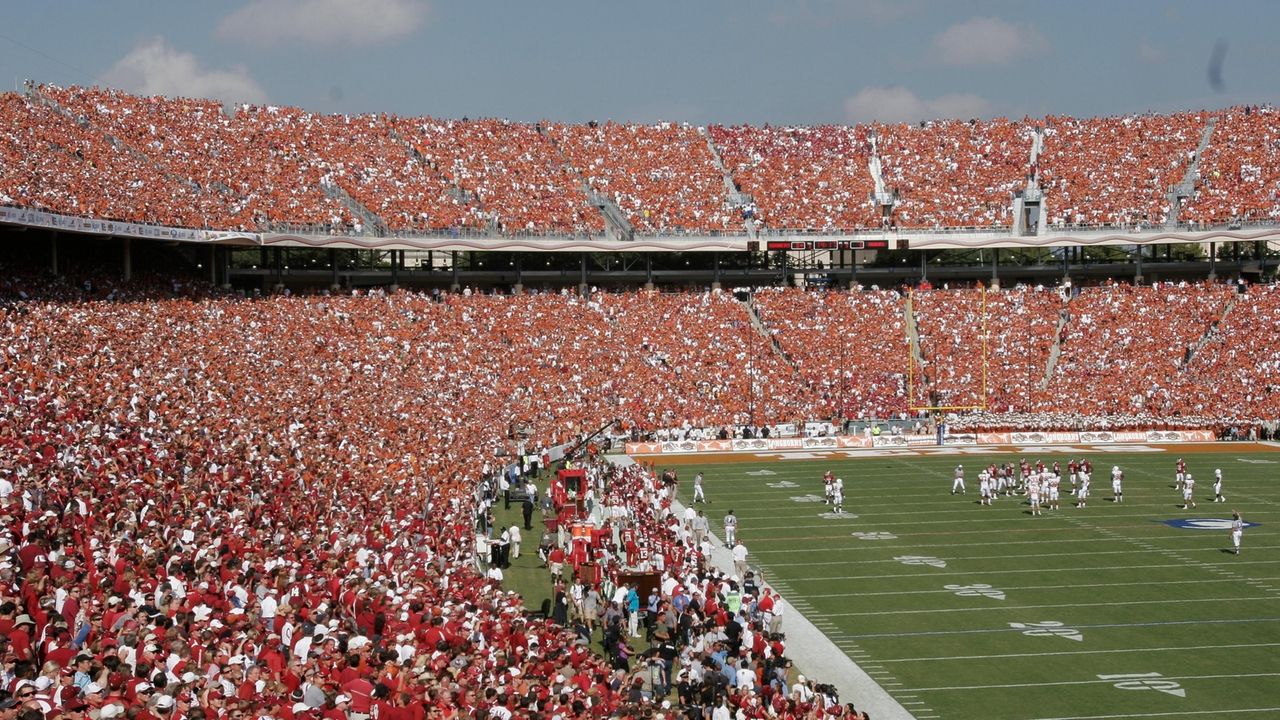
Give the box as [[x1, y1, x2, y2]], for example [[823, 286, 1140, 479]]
[[933, 17, 1046, 66], [1138, 41, 1165, 64], [843, 86, 991, 124], [101, 37, 267, 105], [217, 0, 429, 46]]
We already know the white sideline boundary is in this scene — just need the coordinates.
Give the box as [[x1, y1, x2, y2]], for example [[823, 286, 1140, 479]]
[[613, 454, 917, 720]]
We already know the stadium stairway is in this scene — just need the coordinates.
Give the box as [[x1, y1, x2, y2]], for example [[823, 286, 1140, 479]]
[[1040, 306, 1071, 391], [25, 86, 233, 209], [903, 293, 928, 398], [1181, 293, 1236, 370], [319, 181, 388, 236], [386, 126, 481, 214], [699, 128, 757, 235], [741, 294, 801, 373], [1167, 116, 1218, 228], [536, 125, 634, 241]]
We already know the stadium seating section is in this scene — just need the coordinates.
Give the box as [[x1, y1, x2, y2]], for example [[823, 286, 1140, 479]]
[[2, 270, 1277, 716], [3, 86, 1278, 233]]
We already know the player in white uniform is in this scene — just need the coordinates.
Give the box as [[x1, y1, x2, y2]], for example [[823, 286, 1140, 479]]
[[1047, 472, 1061, 511], [1111, 465, 1124, 503], [952, 464, 966, 495], [693, 472, 707, 503], [1076, 470, 1090, 508], [832, 478, 845, 514], [1182, 473, 1196, 509], [979, 472, 992, 506], [1230, 510, 1244, 555], [1213, 469, 1225, 502], [1027, 475, 1043, 516]]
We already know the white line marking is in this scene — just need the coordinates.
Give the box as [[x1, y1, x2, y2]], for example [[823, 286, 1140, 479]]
[[845, 616, 1280, 639], [824, 596, 1269, 617], [877, 641, 1280, 663], [803, 578, 1238, 598], [786, 560, 1280, 582], [909, 672, 1280, 692], [1026, 708, 1280, 720]]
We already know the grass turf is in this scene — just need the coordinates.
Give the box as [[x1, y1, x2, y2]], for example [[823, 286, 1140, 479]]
[[666, 446, 1280, 720]]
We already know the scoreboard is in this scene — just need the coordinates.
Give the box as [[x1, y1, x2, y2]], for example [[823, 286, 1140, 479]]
[[764, 239, 892, 251]]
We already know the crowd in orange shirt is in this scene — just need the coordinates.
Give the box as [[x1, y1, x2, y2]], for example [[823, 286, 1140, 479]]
[[708, 125, 879, 233], [2, 87, 1278, 234], [874, 118, 1034, 229], [1184, 106, 1280, 225], [546, 122, 732, 234], [1038, 112, 1207, 228], [913, 286, 1062, 412]]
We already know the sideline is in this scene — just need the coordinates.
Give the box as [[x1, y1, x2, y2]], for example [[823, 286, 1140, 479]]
[[612, 455, 917, 720]]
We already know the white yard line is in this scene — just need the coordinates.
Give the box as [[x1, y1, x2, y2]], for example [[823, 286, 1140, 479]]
[[909, 672, 1280, 692], [877, 641, 1280, 663]]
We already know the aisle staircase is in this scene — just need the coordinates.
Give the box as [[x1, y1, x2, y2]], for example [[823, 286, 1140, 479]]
[[700, 128, 756, 234], [319, 181, 387, 235], [1167, 117, 1218, 228], [1180, 295, 1236, 370], [27, 86, 239, 207], [740, 295, 800, 373], [903, 294, 929, 402], [536, 125, 634, 241], [1040, 307, 1071, 391]]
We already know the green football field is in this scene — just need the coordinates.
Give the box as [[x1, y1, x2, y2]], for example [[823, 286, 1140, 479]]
[[664, 445, 1280, 720]]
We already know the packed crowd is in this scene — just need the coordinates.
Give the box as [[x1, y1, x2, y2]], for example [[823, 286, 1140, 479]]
[[3, 87, 1279, 234], [590, 291, 821, 429], [0, 271, 882, 719], [1038, 112, 1207, 228], [873, 118, 1034, 229], [1184, 106, 1280, 225], [1041, 282, 1235, 415], [750, 288, 909, 420], [391, 119, 603, 234], [912, 287, 1062, 412], [545, 122, 733, 234], [3, 262, 1280, 718], [0, 92, 231, 229], [707, 125, 879, 232], [1169, 283, 1280, 418]]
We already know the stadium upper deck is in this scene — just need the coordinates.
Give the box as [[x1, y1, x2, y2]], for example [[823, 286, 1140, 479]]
[[2, 85, 1278, 248]]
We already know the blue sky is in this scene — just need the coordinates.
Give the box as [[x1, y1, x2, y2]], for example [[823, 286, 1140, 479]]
[[2, 1, 1277, 125]]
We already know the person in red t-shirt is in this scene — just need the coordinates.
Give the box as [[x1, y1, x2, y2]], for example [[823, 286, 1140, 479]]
[[340, 675, 375, 719]]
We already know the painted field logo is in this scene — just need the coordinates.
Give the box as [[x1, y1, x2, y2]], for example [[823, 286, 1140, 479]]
[[817, 512, 858, 520], [1097, 672, 1185, 697], [789, 494, 825, 503], [1009, 621, 1083, 641], [746, 469, 777, 476], [765, 480, 799, 488], [1162, 518, 1261, 531], [851, 531, 897, 540], [945, 583, 1006, 600], [895, 555, 946, 568]]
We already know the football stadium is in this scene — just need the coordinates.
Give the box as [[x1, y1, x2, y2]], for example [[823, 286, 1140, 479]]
[[1, 4, 1279, 720]]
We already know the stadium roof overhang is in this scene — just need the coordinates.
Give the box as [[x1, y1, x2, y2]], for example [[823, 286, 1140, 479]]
[[3, 205, 1279, 252]]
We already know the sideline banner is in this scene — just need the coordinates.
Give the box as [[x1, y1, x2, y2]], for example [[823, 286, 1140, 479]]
[[625, 429, 1215, 455]]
